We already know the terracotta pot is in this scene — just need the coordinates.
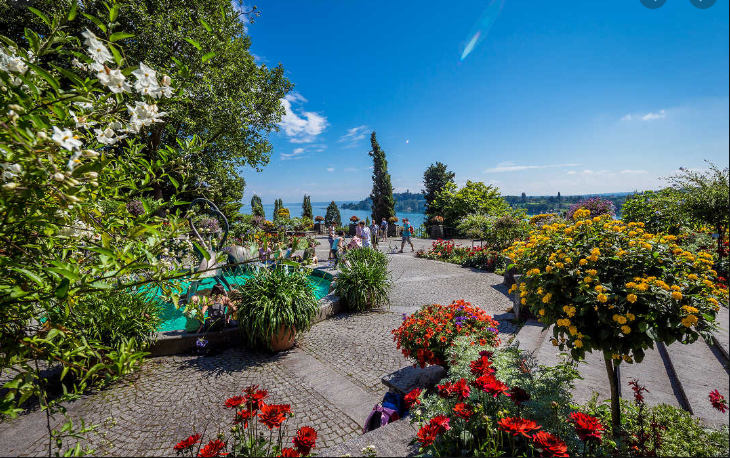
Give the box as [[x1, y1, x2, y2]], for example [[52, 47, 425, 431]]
[[270, 325, 296, 352]]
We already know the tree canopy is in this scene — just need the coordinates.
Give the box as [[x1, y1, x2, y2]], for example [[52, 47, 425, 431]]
[[368, 132, 395, 222], [325, 200, 341, 227], [423, 161, 455, 218], [302, 194, 312, 219], [432, 181, 510, 227]]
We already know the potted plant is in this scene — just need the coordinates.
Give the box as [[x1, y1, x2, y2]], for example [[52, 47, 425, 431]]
[[232, 267, 319, 351], [349, 215, 359, 236], [334, 248, 392, 312], [388, 216, 399, 237], [430, 215, 444, 239], [314, 215, 324, 233]]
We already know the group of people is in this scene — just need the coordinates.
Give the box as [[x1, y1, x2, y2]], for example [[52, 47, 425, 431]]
[[326, 217, 415, 267]]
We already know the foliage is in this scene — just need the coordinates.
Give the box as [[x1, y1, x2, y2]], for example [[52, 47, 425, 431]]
[[529, 213, 565, 228], [621, 189, 689, 235], [456, 211, 529, 249], [368, 131, 395, 222], [664, 163, 729, 260], [276, 207, 290, 220], [432, 180, 511, 228], [229, 213, 265, 240], [324, 200, 341, 227], [234, 266, 319, 350], [174, 385, 318, 457], [392, 300, 500, 368], [334, 248, 391, 312], [388, 216, 399, 223], [566, 196, 616, 220], [423, 161, 455, 219], [417, 240, 501, 272], [250, 194, 265, 217], [301, 194, 312, 219]]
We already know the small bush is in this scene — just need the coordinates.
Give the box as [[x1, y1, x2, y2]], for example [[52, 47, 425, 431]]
[[566, 196, 616, 220], [334, 248, 391, 312]]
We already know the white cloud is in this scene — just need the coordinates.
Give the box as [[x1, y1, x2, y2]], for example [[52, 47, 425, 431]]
[[279, 144, 326, 161], [278, 92, 329, 143], [338, 125, 370, 148], [620, 169, 648, 175], [621, 109, 666, 122], [326, 167, 335, 172], [484, 163, 579, 173]]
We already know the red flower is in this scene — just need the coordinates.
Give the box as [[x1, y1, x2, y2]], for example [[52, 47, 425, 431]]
[[532, 431, 569, 457], [437, 382, 454, 398], [416, 424, 439, 447], [451, 378, 471, 400], [628, 379, 648, 405], [404, 388, 422, 409], [279, 448, 300, 457], [497, 417, 541, 438], [258, 404, 291, 429], [472, 374, 510, 398], [245, 388, 269, 411], [568, 412, 605, 444], [174, 433, 201, 452], [428, 415, 451, 434], [292, 426, 317, 456], [469, 355, 494, 376], [453, 403, 473, 420], [197, 439, 227, 457], [510, 386, 531, 406], [709, 389, 728, 413], [234, 409, 255, 427], [224, 396, 245, 409]]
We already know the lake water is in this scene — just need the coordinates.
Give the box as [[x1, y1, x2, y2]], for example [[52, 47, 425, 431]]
[[259, 201, 426, 228]]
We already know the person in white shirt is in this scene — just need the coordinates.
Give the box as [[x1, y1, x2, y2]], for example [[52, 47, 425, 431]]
[[369, 221, 379, 248], [359, 220, 372, 248]]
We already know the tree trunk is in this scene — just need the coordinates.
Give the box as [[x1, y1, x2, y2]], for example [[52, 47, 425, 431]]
[[604, 352, 621, 439]]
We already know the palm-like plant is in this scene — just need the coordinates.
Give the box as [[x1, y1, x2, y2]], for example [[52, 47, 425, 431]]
[[233, 266, 319, 350], [334, 248, 392, 312]]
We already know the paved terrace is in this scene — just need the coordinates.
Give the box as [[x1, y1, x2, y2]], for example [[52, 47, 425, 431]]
[[0, 236, 518, 457]]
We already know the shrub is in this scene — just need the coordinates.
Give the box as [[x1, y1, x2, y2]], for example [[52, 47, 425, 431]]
[[235, 267, 319, 350], [334, 248, 391, 312], [417, 240, 500, 272], [392, 300, 500, 368], [566, 196, 616, 220], [529, 213, 562, 227], [457, 213, 491, 239], [622, 189, 688, 235]]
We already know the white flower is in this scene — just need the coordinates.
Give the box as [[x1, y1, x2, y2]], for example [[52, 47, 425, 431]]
[[107, 69, 132, 93], [82, 30, 113, 64], [73, 101, 93, 111], [1, 182, 17, 191], [37, 131, 48, 141], [132, 62, 158, 86], [1, 163, 22, 182], [52, 126, 83, 151], [53, 172, 66, 182], [67, 150, 83, 170], [95, 127, 126, 145], [126, 101, 167, 132], [71, 58, 87, 71], [161, 75, 171, 87], [82, 149, 100, 158], [135, 80, 162, 99], [70, 111, 96, 129], [5, 55, 28, 74]]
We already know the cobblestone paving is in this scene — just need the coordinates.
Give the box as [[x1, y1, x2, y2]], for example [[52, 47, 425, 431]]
[[0, 236, 518, 457]]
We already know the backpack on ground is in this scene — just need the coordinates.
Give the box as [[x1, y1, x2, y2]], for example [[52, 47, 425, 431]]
[[362, 391, 406, 433]]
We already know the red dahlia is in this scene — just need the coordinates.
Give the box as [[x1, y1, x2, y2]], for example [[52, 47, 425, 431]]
[[245, 389, 269, 411], [532, 431, 569, 457], [174, 433, 201, 451], [259, 404, 291, 429], [453, 403, 473, 420], [437, 382, 454, 398], [197, 439, 227, 457], [497, 417, 541, 438], [428, 415, 451, 434], [452, 378, 471, 400], [234, 409, 255, 427], [469, 355, 494, 376], [472, 374, 510, 398], [404, 388, 422, 409], [709, 389, 728, 413], [292, 426, 317, 456], [510, 386, 531, 406], [416, 424, 439, 447], [279, 447, 300, 457], [568, 412, 605, 444], [224, 396, 245, 409]]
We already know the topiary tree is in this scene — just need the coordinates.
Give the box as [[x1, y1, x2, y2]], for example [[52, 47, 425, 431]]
[[325, 200, 341, 227], [251, 194, 265, 217], [504, 209, 727, 437], [302, 194, 312, 219], [369, 131, 395, 223]]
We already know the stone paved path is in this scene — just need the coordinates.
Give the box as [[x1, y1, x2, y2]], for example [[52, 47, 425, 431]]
[[0, 236, 516, 457]]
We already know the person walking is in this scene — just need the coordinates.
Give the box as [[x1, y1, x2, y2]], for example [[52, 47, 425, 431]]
[[330, 231, 344, 267], [359, 220, 372, 248], [370, 220, 379, 248], [400, 218, 414, 253], [327, 223, 336, 260], [380, 217, 388, 242]]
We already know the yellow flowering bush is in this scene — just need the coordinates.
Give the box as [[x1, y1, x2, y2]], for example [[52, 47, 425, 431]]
[[504, 209, 727, 364]]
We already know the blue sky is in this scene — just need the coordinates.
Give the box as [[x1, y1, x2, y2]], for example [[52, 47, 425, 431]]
[[239, 0, 729, 205]]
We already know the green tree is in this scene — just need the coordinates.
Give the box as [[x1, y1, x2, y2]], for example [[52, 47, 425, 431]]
[[325, 200, 342, 227], [432, 181, 510, 228], [665, 163, 730, 260], [369, 132, 395, 222], [302, 194, 312, 219], [251, 194, 265, 217], [0, 0, 293, 218], [273, 198, 282, 222], [422, 161, 455, 219]]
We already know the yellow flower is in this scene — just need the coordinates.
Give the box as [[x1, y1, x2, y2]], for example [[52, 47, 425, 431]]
[[629, 241, 637, 247], [628, 231, 637, 237], [521, 298, 527, 305], [584, 276, 593, 283], [670, 285, 681, 291], [688, 274, 698, 280], [542, 293, 552, 304], [637, 283, 648, 291], [681, 315, 698, 327], [539, 309, 546, 316], [627, 294, 637, 303], [579, 259, 588, 266], [597, 294, 608, 303], [592, 216, 601, 222], [617, 316, 627, 325], [588, 269, 598, 277], [563, 305, 576, 317], [545, 265, 553, 273], [508, 284, 517, 293], [626, 313, 635, 321], [612, 353, 621, 360], [642, 243, 652, 250], [671, 291, 683, 300], [589, 255, 598, 262], [616, 250, 626, 256], [551, 338, 559, 346], [621, 325, 631, 334], [708, 298, 719, 306], [555, 262, 564, 269], [625, 282, 637, 289], [682, 305, 699, 314], [623, 354, 633, 362], [574, 339, 583, 348]]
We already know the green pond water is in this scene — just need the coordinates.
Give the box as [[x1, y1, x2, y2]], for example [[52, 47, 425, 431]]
[[142, 270, 332, 333]]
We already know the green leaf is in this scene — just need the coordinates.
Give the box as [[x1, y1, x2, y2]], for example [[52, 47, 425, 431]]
[[109, 32, 134, 42], [201, 51, 216, 63], [108, 43, 122, 66], [46, 265, 80, 281], [85, 246, 115, 258], [193, 241, 211, 261], [109, 4, 119, 22], [28, 7, 51, 27], [10, 267, 44, 286], [199, 18, 212, 33], [67, 2, 78, 21], [82, 13, 107, 33], [55, 278, 70, 299], [168, 175, 179, 189], [184, 37, 202, 50]]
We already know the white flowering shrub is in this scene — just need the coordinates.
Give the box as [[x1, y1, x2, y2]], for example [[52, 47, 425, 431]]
[[0, 4, 211, 454]]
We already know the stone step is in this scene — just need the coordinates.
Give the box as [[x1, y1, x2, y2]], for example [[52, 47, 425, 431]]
[[711, 306, 729, 362], [618, 343, 683, 409], [321, 417, 418, 457], [664, 337, 729, 428], [513, 318, 550, 353]]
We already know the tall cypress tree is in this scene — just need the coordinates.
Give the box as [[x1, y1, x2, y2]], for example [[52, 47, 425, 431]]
[[273, 198, 281, 222], [369, 132, 395, 222], [302, 195, 313, 219], [251, 194, 265, 217], [325, 201, 341, 226]]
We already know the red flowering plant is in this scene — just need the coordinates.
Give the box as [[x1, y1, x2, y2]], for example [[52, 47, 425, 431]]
[[416, 239, 500, 271], [392, 300, 500, 368], [173, 385, 317, 457]]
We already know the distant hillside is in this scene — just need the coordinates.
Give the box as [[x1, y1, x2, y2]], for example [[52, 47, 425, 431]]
[[341, 191, 426, 212]]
